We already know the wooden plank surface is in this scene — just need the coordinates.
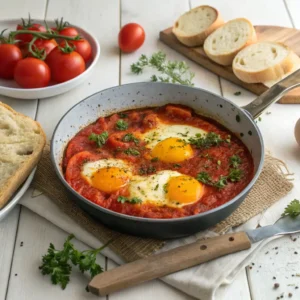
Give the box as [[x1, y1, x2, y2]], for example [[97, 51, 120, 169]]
[[1, 0, 300, 299]]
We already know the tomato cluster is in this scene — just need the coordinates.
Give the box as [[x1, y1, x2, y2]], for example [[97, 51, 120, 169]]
[[0, 17, 92, 88]]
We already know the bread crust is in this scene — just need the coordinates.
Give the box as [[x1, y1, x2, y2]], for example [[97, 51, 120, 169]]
[[172, 5, 224, 47], [204, 18, 257, 66], [233, 42, 297, 83], [0, 102, 46, 209]]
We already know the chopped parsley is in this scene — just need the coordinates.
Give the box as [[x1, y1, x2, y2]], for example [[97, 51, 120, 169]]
[[189, 132, 225, 149], [124, 148, 140, 156], [116, 119, 128, 130], [122, 133, 139, 145], [117, 196, 142, 204], [118, 112, 128, 118], [229, 155, 242, 168], [173, 163, 181, 168], [228, 168, 243, 182], [282, 199, 300, 218], [163, 183, 168, 193], [151, 157, 159, 162], [196, 172, 212, 185], [139, 165, 156, 175], [88, 131, 108, 148], [154, 184, 159, 191], [234, 91, 241, 96], [214, 176, 228, 189]]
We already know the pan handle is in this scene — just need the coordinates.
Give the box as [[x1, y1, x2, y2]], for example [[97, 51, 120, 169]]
[[242, 68, 300, 119]]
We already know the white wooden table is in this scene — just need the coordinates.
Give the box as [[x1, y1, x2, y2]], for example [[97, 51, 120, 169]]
[[1, 0, 300, 299]]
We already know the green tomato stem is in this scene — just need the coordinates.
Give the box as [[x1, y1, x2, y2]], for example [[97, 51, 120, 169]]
[[10, 30, 81, 41]]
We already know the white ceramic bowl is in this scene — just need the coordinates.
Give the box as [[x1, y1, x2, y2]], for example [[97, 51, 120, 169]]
[[0, 19, 100, 99]]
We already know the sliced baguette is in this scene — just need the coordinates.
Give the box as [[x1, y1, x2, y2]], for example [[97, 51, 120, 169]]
[[233, 42, 296, 83], [204, 18, 257, 66], [263, 52, 300, 87], [0, 103, 46, 209], [172, 5, 224, 47]]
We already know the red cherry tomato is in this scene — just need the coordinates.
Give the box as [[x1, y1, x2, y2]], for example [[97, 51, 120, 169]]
[[118, 23, 145, 53], [60, 39, 92, 62], [33, 39, 58, 55], [16, 23, 46, 45], [0, 44, 22, 79], [59, 27, 79, 37], [14, 57, 50, 88], [46, 46, 85, 83]]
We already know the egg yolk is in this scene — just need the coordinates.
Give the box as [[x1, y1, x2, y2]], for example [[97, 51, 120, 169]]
[[89, 167, 130, 193], [167, 175, 203, 205], [151, 137, 193, 163]]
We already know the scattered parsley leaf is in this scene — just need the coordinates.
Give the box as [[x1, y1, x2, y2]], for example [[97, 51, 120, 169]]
[[139, 165, 156, 175], [151, 157, 159, 162], [116, 119, 128, 130], [118, 112, 128, 118], [228, 168, 243, 182], [214, 176, 228, 189], [282, 199, 300, 218], [229, 155, 242, 168], [196, 172, 212, 185], [117, 196, 142, 204], [189, 132, 225, 149], [173, 163, 181, 168], [234, 91, 241, 96], [131, 51, 195, 86], [122, 133, 139, 145], [88, 131, 108, 148], [163, 183, 168, 193], [124, 148, 140, 156], [258, 117, 262, 122], [154, 184, 159, 191]]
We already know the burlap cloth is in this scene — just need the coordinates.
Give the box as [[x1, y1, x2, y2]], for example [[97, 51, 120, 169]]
[[31, 144, 293, 262]]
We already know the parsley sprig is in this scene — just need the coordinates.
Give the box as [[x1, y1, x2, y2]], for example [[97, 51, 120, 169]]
[[229, 155, 242, 168], [131, 51, 195, 86], [122, 133, 139, 145], [39, 234, 110, 290], [117, 196, 142, 204], [88, 131, 108, 148], [282, 199, 300, 218], [124, 148, 140, 156]]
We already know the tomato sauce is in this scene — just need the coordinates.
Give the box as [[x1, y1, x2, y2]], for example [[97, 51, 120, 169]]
[[64, 104, 254, 219]]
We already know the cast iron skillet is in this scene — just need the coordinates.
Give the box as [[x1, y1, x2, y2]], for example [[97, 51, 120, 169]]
[[51, 70, 300, 239]]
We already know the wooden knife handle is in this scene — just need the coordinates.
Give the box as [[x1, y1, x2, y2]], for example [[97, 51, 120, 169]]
[[88, 232, 251, 296]]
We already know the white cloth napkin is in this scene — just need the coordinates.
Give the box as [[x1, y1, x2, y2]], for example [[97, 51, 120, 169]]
[[21, 190, 281, 300]]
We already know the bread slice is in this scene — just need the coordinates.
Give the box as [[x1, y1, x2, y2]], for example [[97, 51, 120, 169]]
[[172, 5, 224, 47], [0, 103, 46, 209], [233, 42, 296, 83], [263, 52, 300, 87], [204, 18, 257, 66]]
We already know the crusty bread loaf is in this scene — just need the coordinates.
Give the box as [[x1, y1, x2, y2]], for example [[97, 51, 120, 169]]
[[204, 18, 257, 66], [0, 103, 46, 209], [172, 5, 224, 47], [233, 42, 297, 83]]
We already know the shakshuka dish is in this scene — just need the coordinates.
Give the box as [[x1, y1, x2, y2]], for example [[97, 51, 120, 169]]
[[63, 104, 254, 219]]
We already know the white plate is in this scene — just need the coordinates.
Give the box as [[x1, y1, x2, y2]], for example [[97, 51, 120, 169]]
[[0, 168, 36, 221], [0, 19, 100, 99]]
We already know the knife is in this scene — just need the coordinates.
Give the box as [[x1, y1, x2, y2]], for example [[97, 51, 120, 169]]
[[88, 215, 300, 296]]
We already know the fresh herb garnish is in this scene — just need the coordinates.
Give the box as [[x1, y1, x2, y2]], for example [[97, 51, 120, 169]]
[[189, 132, 225, 149], [154, 184, 159, 191], [88, 131, 108, 148], [116, 119, 128, 130], [282, 199, 300, 218], [122, 133, 139, 145], [229, 155, 242, 168], [151, 157, 159, 162], [139, 165, 156, 175], [196, 168, 243, 189], [228, 168, 243, 182], [131, 51, 195, 86], [163, 183, 168, 193], [117, 196, 142, 204], [124, 148, 140, 156], [39, 234, 109, 290], [118, 112, 128, 118], [173, 163, 181, 168], [234, 91, 241, 96]]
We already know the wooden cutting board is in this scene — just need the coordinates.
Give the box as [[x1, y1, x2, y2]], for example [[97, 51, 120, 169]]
[[160, 26, 300, 104]]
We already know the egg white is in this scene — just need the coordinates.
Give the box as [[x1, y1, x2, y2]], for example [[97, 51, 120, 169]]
[[141, 123, 208, 149]]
